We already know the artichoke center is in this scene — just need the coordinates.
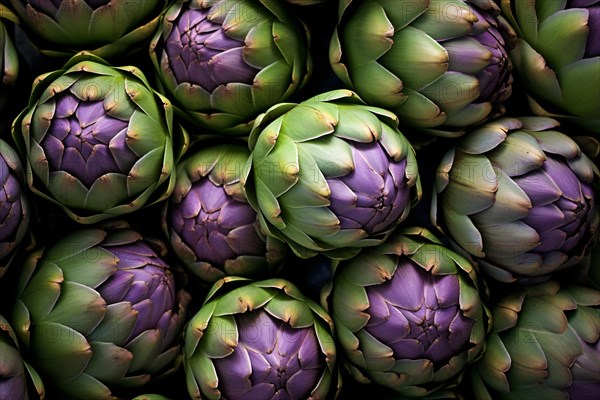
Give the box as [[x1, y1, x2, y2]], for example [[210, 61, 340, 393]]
[[515, 155, 596, 256], [170, 178, 265, 267], [364, 261, 475, 369], [327, 141, 410, 235], [212, 309, 325, 399], [42, 92, 136, 188], [165, 6, 258, 92], [96, 241, 176, 343]]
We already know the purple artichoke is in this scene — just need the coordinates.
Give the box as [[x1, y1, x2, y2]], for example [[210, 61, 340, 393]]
[[9, 223, 191, 400], [330, 0, 516, 137], [242, 90, 422, 260], [149, 0, 312, 135], [184, 277, 339, 400], [432, 117, 599, 283], [11, 52, 185, 224], [323, 227, 490, 397], [501, 0, 600, 133], [470, 281, 600, 399], [164, 144, 286, 284]]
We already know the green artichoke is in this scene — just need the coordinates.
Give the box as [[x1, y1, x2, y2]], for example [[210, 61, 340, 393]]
[[0, 139, 31, 280], [500, 0, 600, 134], [330, 0, 515, 137], [470, 281, 600, 399], [242, 89, 421, 260], [148, 0, 312, 135], [163, 142, 287, 284], [184, 276, 340, 400], [10, 222, 191, 399], [321, 227, 490, 398], [432, 117, 599, 283], [11, 52, 187, 224], [0, 314, 45, 400], [7, 0, 167, 58]]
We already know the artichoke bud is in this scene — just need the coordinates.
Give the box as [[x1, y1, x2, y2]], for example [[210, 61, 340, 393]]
[[149, 0, 312, 135], [324, 227, 489, 397], [331, 0, 515, 137], [500, 0, 600, 133], [11, 52, 180, 224], [432, 117, 599, 283], [184, 277, 340, 400], [243, 90, 422, 259], [10, 224, 191, 400], [163, 143, 287, 284], [470, 281, 600, 399]]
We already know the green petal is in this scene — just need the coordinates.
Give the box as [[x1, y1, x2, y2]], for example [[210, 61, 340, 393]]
[[444, 152, 498, 214], [263, 293, 314, 328], [244, 21, 280, 69], [442, 208, 484, 257], [48, 170, 89, 209], [331, 276, 369, 332], [536, 9, 588, 70], [395, 88, 445, 127], [283, 205, 340, 238], [477, 334, 511, 393], [342, 1, 394, 65], [471, 168, 531, 226], [281, 103, 337, 142], [43, 281, 106, 335], [197, 315, 237, 358], [30, 321, 92, 382], [380, 26, 448, 89], [125, 329, 163, 374], [509, 40, 562, 105], [487, 131, 546, 176], [335, 105, 383, 142], [349, 61, 405, 109], [558, 57, 600, 118], [90, 302, 137, 345], [84, 342, 132, 383], [20, 262, 63, 321], [210, 83, 255, 117], [411, 1, 477, 40]]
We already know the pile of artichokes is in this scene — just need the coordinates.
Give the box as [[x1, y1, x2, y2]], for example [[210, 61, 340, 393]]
[[0, 0, 598, 399]]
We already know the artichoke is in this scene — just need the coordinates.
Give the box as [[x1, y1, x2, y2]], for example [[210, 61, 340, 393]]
[[431, 117, 599, 283], [470, 281, 600, 399], [500, 0, 600, 133], [330, 0, 515, 137], [148, 0, 311, 135], [163, 143, 287, 284], [11, 52, 187, 224], [0, 314, 45, 400], [7, 0, 167, 58], [241, 89, 422, 260], [322, 227, 490, 398], [9, 223, 191, 400], [184, 277, 340, 400], [0, 139, 31, 280]]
